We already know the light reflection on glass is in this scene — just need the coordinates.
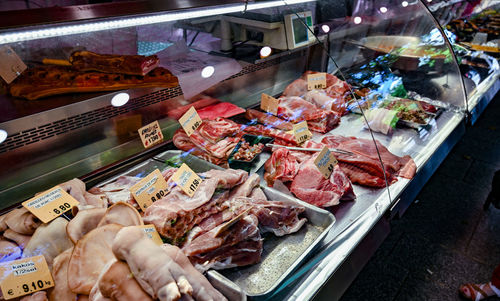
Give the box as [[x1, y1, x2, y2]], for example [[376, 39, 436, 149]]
[[260, 46, 272, 58], [402, 1, 409, 7], [201, 66, 215, 78], [380, 7, 388, 13], [111, 93, 130, 107], [353, 17, 362, 24], [321, 25, 330, 33]]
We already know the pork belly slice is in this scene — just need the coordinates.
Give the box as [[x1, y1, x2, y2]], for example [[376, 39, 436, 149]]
[[189, 130, 239, 159], [197, 117, 241, 144], [290, 154, 355, 208], [244, 109, 294, 131], [173, 129, 229, 167], [183, 215, 262, 271], [143, 180, 229, 244], [232, 196, 307, 236], [200, 168, 248, 189], [189, 236, 263, 271], [243, 124, 298, 146], [264, 148, 300, 186]]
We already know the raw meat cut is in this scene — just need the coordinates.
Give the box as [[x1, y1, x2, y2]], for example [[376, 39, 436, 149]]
[[98, 260, 153, 301], [160, 244, 227, 301], [3, 229, 31, 248], [197, 102, 245, 120], [244, 109, 294, 131], [228, 173, 260, 199], [88, 176, 141, 208], [290, 154, 355, 207], [321, 135, 417, 187], [172, 129, 228, 166], [197, 118, 241, 144], [60, 178, 108, 210], [23, 217, 73, 268], [50, 248, 77, 301], [167, 97, 220, 120], [97, 202, 143, 227], [243, 124, 298, 146], [112, 227, 202, 301], [68, 224, 123, 295], [4, 207, 41, 235], [277, 97, 340, 133], [19, 291, 48, 301], [304, 89, 347, 115], [199, 168, 248, 189], [69, 51, 160, 76], [188, 130, 240, 159], [143, 178, 229, 244], [0, 239, 21, 260], [264, 148, 300, 186], [282, 78, 308, 97], [67, 208, 107, 244]]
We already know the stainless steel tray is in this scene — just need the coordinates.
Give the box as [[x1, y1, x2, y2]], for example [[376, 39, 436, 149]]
[[153, 150, 336, 300]]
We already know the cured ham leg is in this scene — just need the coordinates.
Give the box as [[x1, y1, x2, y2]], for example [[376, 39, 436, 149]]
[[98, 261, 153, 301], [112, 226, 194, 301], [4, 207, 41, 235]]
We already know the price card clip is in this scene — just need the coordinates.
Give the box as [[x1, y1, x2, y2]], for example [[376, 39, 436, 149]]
[[260, 93, 279, 115], [171, 163, 202, 197], [314, 146, 338, 179], [292, 121, 312, 144], [130, 169, 168, 211], [138, 120, 164, 149], [307, 73, 327, 91], [22, 186, 79, 224], [179, 106, 202, 137]]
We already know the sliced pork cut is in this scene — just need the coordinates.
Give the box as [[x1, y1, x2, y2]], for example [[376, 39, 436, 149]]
[[228, 173, 260, 199], [200, 168, 248, 189], [50, 248, 77, 301], [188, 130, 239, 159], [67, 208, 107, 244], [172, 129, 228, 166], [97, 202, 143, 228], [88, 176, 141, 208], [244, 109, 294, 131], [3, 229, 31, 248], [4, 207, 41, 235], [143, 178, 229, 244], [197, 117, 241, 144], [264, 148, 300, 186], [243, 124, 298, 146], [304, 89, 346, 115], [277, 96, 340, 133], [290, 154, 355, 207]]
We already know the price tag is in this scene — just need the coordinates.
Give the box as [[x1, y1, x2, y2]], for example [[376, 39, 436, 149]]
[[178, 106, 202, 137], [130, 169, 168, 211], [260, 93, 279, 115], [314, 146, 338, 179], [0, 46, 27, 84], [292, 121, 312, 144], [139, 225, 163, 245], [171, 163, 202, 197], [0, 255, 54, 300], [22, 186, 79, 224], [138, 120, 164, 149], [307, 73, 327, 90]]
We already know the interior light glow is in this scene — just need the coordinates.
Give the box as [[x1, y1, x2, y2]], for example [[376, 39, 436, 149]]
[[353, 17, 362, 24], [0, 130, 7, 144], [111, 92, 130, 107], [260, 46, 272, 58], [427, 0, 432, 2], [402, 1, 409, 7], [0, 0, 316, 45], [201, 66, 215, 78], [321, 24, 330, 33], [380, 6, 388, 13]]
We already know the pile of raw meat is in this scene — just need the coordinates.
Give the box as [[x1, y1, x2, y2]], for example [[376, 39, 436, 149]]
[[245, 71, 352, 133], [264, 135, 417, 207], [0, 169, 306, 300], [144, 168, 307, 271]]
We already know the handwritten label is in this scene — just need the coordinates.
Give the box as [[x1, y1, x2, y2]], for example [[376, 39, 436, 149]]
[[139, 225, 163, 245], [179, 106, 202, 137], [0, 46, 27, 84], [0, 256, 54, 300], [260, 93, 279, 115], [307, 73, 327, 90], [138, 121, 164, 149], [171, 163, 202, 197], [314, 146, 338, 179], [130, 169, 168, 211], [22, 186, 79, 224], [292, 121, 312, 144]]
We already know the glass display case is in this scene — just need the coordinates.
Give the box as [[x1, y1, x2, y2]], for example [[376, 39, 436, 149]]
[[427, 0, 500, 124], [0, 0, 470, 300]]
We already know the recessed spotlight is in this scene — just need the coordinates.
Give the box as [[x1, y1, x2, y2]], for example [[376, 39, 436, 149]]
[[380, 6, 388, 13], [201, 66, 215, 78], [111, 92, 130, 107], [354, 17, 362, 24], [321, 25, 330, 33], [0, 130, 7, 144], [260, 46, 272, 58], [402, 1, 409, 7]]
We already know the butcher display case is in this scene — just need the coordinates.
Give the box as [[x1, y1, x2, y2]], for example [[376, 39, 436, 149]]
[[426, 0, 500, 124], [0, 0, 469, 300]]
